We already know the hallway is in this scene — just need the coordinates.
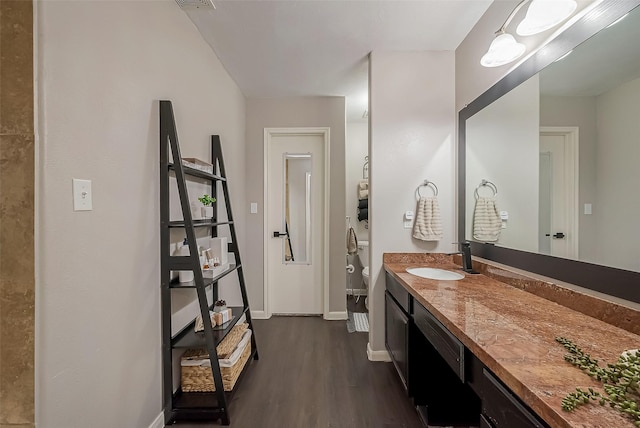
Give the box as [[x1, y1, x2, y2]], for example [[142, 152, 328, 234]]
[[171, 308, 423, 428]]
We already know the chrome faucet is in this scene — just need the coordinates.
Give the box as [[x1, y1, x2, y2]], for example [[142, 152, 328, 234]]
[[448, 242, 479, 274]]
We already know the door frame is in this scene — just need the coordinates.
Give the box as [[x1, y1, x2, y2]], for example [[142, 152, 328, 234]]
[[539, 126, 579, 258], [263, 127, 330, 319]]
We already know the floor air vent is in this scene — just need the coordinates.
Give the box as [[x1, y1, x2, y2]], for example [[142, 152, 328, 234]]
[[175, 0, 215, 10]]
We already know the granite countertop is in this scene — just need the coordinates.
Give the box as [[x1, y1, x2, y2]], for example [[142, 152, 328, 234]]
[[383, 253, 640, 428]]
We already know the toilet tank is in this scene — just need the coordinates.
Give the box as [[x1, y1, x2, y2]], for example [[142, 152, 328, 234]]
[[358, 240, 369, 267]]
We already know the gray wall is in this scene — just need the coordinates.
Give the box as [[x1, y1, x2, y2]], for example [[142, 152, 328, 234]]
[[369, 51, 456, 353], [245, 97, 347, 316], [595, 76, 640, 272], [36, 1, 246, 426]]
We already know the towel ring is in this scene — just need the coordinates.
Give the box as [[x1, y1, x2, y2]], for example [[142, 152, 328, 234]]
[[416, 180, 438, 199], [362, 156, 369, 179], [474, 179, 498, 199]]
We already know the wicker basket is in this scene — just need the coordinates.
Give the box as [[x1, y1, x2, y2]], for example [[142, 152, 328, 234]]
[[181, 323, 251, 392]]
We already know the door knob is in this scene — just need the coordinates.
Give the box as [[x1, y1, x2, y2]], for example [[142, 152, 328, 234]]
[[273, 231, 287, 238], [553, 232, 565, 239]]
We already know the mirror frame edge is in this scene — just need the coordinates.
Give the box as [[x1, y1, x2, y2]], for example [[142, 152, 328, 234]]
[[458, 0, 640, 304]]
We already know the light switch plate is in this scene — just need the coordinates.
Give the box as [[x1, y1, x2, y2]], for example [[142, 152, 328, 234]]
[[73, 179, 92, 211], [250, 202, 258, 214], [584, 203, 592, 215]]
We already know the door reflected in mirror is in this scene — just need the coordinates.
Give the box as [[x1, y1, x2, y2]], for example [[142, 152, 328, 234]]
[[282, 153, 312, 264]]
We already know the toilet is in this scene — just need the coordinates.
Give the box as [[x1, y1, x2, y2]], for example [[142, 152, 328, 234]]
[[358, 240, 369, 309]]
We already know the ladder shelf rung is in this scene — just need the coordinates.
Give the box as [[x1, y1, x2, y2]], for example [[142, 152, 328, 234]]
[[171, 306, 248, 349], [168, 163, 226, 181], [169, 263, 241, 288], [168, 219, 234, 228]]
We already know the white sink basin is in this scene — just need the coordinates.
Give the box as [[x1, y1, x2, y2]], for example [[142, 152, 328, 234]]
[[406, 267, 465, 281]]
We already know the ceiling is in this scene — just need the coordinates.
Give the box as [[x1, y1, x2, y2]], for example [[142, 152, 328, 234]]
[[184, 0, 493, 122]]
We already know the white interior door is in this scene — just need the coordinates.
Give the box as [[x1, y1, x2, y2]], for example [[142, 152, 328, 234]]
[[267, 132, 325, 315], [539, 129, 578, 258]]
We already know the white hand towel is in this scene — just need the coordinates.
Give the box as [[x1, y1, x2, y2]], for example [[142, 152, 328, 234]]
[[358, 188, 369, 199], [358, 180, 368, 190], [473, 196, 501, 242], [412, 196, 443, 241]]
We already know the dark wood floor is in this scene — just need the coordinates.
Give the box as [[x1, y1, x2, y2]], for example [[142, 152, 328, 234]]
[[170, 297, 424, 428]]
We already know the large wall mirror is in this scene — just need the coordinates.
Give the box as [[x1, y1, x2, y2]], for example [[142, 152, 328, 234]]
[[459, 1, 640, 303]]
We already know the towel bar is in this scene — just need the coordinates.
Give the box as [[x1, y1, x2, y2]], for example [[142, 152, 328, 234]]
[[475, 179, 498, 199], [417, 180, 438, 199]]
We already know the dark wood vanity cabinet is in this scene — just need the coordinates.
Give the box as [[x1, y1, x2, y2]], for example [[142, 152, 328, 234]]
[[467, 355, 548, 428], [384, 273, 411, 395], [384, 271, 549, 428], [385, 291, 410, 391], [411, 299, 480, 426], [385, 273, 479, 426], [480, 367, 547, 428]]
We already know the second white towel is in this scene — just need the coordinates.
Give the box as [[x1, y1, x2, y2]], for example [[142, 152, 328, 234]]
[[413, 196, 443, 241], [473, 196, 501, 242]]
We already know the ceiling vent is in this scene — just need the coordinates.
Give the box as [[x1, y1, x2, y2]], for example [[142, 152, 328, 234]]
[[175, 0, 215, 10]]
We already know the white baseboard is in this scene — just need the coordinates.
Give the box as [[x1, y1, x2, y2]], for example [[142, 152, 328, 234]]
[[346, 288, 368, 296], [324, 310, 348, 320], [367, 342, 391, 362], [148, 412, 164, 428], [250, 310, 269, 319]]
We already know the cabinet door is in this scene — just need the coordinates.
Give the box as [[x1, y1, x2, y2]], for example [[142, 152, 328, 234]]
[[482, 368, 547, 428], [385, 291, 409, 392]]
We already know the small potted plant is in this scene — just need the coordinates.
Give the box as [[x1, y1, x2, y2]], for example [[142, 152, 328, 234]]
[[198, 194, 216, 219]]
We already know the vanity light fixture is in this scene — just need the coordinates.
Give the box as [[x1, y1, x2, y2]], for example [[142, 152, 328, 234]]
[[481, 32, 526, 68], [516, 0, 577, 36], [481, 0, 578, 68]]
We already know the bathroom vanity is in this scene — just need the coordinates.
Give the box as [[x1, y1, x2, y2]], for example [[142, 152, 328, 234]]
[[383, 253, 640, 428]]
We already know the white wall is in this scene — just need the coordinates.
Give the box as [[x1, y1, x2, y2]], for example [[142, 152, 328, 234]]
[[36, 1, 246, 427], [540, 95, 598, 262], [466, 76, 540, 252], [369, 51, 456, 353], [595, 76, 640, 272], [244, 97, 346, 316]]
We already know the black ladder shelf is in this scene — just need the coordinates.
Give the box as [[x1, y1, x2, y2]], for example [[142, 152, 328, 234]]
[[160, 100, 259, 425]]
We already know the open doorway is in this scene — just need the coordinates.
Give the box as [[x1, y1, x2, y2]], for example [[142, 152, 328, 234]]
[[345, 64, 370, 332]]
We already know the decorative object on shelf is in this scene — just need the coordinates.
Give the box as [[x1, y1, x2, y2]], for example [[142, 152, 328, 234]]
[[213, 299, 227, 313], [213, 308, 233, 326], [194, 310, 218, 332], [198, 194, 216, 219], [555, 337, 640, 426], [177, 238, 194, 283], [182, 157, 214, 174]]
